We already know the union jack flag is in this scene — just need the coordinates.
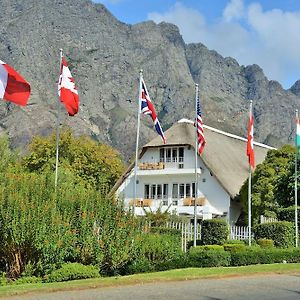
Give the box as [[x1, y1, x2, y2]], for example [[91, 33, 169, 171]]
[[196, 96, 205, 154], [140, 78, 166, 144]]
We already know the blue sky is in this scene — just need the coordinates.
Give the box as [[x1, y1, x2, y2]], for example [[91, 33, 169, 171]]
[[94, 0, 300, 89]]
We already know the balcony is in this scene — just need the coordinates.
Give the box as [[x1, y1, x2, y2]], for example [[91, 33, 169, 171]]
[[127, 197, 223, 218], [137, 159, 201, 176]]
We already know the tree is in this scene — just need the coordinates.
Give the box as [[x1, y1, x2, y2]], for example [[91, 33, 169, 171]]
[[22, 128, 125, 191], [239, 144, 297, 225], [0, 135, 18, 173]]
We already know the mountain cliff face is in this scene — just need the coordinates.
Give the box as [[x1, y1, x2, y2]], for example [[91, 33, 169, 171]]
[[1, 0, 299, 160]]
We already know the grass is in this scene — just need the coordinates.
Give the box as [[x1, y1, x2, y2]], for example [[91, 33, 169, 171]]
[[1, 263, 300, 298]]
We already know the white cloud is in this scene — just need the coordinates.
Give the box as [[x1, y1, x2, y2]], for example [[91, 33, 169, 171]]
[[223, 0, 244, 22], [147, 1, 300, 88], [148, 2, 206, 44]]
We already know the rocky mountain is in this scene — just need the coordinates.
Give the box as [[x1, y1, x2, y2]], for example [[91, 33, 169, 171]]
[[0, 0, 299, 161]]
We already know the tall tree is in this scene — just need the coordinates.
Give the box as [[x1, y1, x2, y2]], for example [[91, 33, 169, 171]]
[[22, 128, 125, 191], [239, 144, 297, 225]]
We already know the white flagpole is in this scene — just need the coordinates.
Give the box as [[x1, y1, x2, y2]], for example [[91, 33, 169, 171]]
[[133, 70, 143, 212], [295, 109, 298, 248], [193, 83, 199, 247], [248, 100, 253, 246], [54, 49, 63, 191]]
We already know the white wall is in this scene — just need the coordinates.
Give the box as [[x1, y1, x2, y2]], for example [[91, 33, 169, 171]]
[[117, 145, 234, 221]]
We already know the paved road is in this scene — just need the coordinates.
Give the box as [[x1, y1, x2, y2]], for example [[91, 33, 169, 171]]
[[5, 274, 300, 300]]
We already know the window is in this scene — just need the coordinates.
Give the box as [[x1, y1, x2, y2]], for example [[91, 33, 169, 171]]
[[151, 184, 156, 199], [186, 183, 191, 197], [144, 184, 150, 199], [144, 183, 168, 200], [159, 148, 164, 162], [172, 184, 178, 198], [192, 183, 196, 198], [166, 148, 171, 162], [157, 184, 162, 199], [179, 184, 185, 198], [172, 148, 177, 162], [179, 147, 184, 162], [163, 184, 168, 199]]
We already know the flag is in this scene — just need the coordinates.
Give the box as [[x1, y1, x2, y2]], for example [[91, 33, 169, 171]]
[[0, 60, 30, 106], [296, 117, 300, 156], [196, 96, 206, 154], [140, 78, 166, 144], [58, 57, 79, 116], [247, 113, 255, 169]]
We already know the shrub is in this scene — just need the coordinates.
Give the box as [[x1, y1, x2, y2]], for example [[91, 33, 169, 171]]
[[225, 239, 245, 245], [123, 233, 183, 275], [201, 219, 229, 245], [150, 227, 181, 236], [230, 248, 300, 266], [14, 276, 42, 285], [125, 258, 155, 275], [0, 272, 7, 286], [188, 247, 230, 267], [278, 206, 300, 226], [134, 233, 182, 264], [187, 240, 201, 250], [254, 221, 294, 248], [223, 244, 246, 252], [44, 263, 100, 283], [256, 238, 274, 248], [195, 245, 224, 251]]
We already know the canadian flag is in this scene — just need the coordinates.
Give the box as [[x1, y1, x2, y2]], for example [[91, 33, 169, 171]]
[[246, 113, 255, 169], [0, 60, 30, 106], [58, 57, 79, 116]]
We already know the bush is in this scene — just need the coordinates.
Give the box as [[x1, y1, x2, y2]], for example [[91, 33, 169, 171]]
[[278, 206, 300, 225], [0, 272, 7, 286], [125, 258, 155, 275], [150, 227, 181, 236], [254, 221, 294, 248], [134, 233, 182, 264], [225, 239, 245, 245], [14, 276, 42, 285], [223, 244, 246, 252], [230, 248, 300, 266], [256, 238, 274, 248], [188, 247, 230, 267], [186, 240, 201, 250], [195, 245, 224, 251], [201, 219, 229, 245], [44, 263, 100, 283]]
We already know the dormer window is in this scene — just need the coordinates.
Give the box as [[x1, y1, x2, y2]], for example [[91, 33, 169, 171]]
[[159, 147, 184, 164]]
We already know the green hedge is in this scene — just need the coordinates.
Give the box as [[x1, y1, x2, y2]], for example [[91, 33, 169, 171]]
[[278, 206, 300, 225], [223, 244, 246, 252], [254, 221, 294, 248], [256, 238, 274, 248], [196, 245, 224, 251], [150, 227, 181, 236], [230, 248, 300, 266], [201, 219, 229, 245], [188, 247, 230, 267], [44, 263, 100, 283]]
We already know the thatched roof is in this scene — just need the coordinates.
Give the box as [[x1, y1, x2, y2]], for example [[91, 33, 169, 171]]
[[111, 119, 275, 198]]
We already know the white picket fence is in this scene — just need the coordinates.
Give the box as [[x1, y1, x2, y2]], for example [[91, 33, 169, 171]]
[[164, 221, 250, 252]]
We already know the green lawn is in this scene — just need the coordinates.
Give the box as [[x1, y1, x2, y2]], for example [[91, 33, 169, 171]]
[[1, 263, 300, 298]]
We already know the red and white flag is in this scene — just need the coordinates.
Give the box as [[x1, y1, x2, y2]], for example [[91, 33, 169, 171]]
[[0, 60, 30, 106], [246, 113, 255, 169], [58, 57, 79, 116]]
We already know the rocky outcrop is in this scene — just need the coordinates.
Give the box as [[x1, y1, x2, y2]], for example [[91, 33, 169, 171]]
[[0, 0, 299, 160]]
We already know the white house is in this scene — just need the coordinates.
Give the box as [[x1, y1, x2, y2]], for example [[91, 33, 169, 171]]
[[112, 119, 274, 224]]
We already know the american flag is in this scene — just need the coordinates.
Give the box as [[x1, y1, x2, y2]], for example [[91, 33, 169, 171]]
[[196, 96, 205, 154], [140, 78, 166, 144]]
